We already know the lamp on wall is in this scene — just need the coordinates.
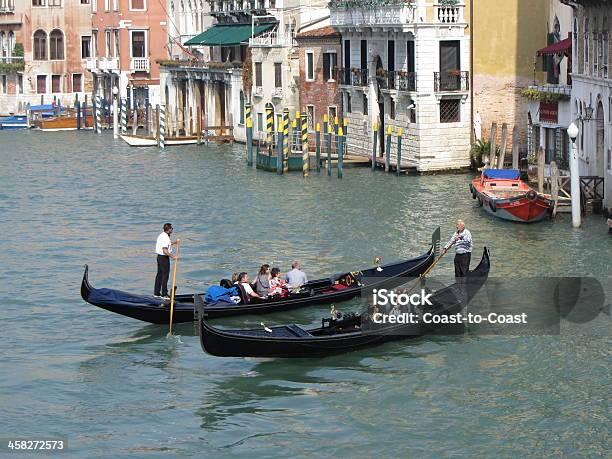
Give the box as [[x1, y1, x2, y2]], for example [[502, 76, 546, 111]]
[[584, 104, 594, 121]]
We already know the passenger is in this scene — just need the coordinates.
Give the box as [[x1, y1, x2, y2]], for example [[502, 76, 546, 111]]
[[231, 272, 239, 284], [285, 261, 308, 288], [234, 272, 262, 299], [254, 264, 271, 297], [269, 268, 289, 297]]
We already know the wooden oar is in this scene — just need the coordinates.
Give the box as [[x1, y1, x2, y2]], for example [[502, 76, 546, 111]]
[[420, 245, 451, 279], [167, 239, 181, 337]]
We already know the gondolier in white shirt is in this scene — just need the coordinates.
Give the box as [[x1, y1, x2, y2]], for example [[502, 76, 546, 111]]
[[444, 219, 473, 278], [154, 223, 179, 299]]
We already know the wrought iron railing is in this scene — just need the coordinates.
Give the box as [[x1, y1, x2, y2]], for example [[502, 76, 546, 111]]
[[378, 70, 417, 91], [434, 70, 469, 92], [338, 67, 368, 86]]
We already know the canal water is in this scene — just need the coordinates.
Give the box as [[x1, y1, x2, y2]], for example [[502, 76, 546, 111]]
[[1, 130, 609, 457]]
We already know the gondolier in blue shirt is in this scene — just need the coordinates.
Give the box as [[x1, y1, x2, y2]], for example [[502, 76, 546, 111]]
[[444, 219, 473, 277], [154, 223, 179, 299]]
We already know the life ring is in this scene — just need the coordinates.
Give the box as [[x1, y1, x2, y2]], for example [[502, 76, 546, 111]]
[[470, 184, 476, 199], [477, 196, 483, 207], [526, 190, 537, 202], [489, 200, 497, 213]]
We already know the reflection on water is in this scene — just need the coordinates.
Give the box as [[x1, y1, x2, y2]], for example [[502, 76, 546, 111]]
[[1, 130, 610, 457]]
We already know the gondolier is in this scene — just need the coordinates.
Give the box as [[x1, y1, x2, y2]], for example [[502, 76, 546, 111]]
[[155, 223, 179, 299], [444, 220, 473, 278]]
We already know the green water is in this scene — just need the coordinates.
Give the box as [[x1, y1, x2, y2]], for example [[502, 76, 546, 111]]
[[1, 130, 609, 457]]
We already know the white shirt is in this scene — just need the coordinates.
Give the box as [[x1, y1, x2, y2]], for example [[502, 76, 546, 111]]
[[285, 268, 308, 287], [156, 232, 172, 256]]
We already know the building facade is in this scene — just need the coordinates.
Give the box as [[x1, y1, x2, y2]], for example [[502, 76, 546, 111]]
[[0, 0, 92, 114], [568, 0, 612, 207], [331, 0, 471, 171], [295, 26, 342, 142]]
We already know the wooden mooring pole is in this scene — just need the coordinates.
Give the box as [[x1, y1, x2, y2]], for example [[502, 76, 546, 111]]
[[396, 127, 403, 176], [372, 122, 378, 171], [511, 125, 519, 170], [337, 126, 344, 179], [385, 126, 392, 173], [315, 123, 321, 173], [537, 146, 545, 193], [488, 122, 497, 168], [498, 123, 508, 169], [326, 122, 332, 177], [550, 161, 559, 217]]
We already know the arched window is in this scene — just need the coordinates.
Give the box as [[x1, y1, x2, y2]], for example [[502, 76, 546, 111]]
[[593, 18, 599, 74], [573, 17, 578, 63], [584, 17, 590, 74], [49, 29, 64, 60], [603, 17, 609, 78], [0, 32, 5, 58], [33, 29, 47, 60], [8, 31, 14, 57]]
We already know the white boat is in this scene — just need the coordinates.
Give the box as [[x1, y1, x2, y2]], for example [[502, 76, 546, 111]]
[[120, 134, 199, 147]]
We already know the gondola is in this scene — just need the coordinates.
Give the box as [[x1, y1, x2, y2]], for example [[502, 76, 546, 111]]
[[196, 248, 490, 358], [81, 230, 440, 324]]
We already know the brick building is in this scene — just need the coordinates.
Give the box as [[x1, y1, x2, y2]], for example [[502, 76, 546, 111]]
[[296, 26, 342, 141]]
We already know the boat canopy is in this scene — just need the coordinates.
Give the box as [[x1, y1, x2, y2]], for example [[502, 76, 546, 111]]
[[483, 169, 520, 180]]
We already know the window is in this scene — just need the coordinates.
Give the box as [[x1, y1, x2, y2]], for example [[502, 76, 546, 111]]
[[8, 31, 14, 57], [72, 73, 82, 92], [322, 52, 337, 81], [328, 106, 337, 125], [255, 62, 262, 87], [37, 75, 47, 94], [573, 18, 578, 65], [389, 98, 395, 120], [407, 40, 415, 73], [50, 30, 64, 60], [0, 75, 6, 94], [113, 0, 117, 9], [52, 74, 61, 93], [130, 0, 145, 10], [17, 74, 23, 94], [603, 17, 609, 78], [440, 99, 460, 123], [585, 17, 590, 74], [130, 31, 146, 57], [306, 51, 314, 81], [344, 39, 350, 69], [114, 29, 120, 57], [81, 36, 91, 58], [48, 0, 61, 5], [346, 92, 351, 113], [388, 40, 395, 72], [363, 94, 367, 115], [81, 0, 90, 4], [360, 39, 367, 69], [0, 32, 4, 58], [92, 0, 97, 11], [32, 0, 45, 5], [274, 62, 282, 87], [257, 112, 263, 132], [33, 30, 47, 60], [104, 0, 109, 9], [105, 30, 111, 57], [306, 105, 314, 130], [594, 19, 599, 75], [92, 30, 98, 57]]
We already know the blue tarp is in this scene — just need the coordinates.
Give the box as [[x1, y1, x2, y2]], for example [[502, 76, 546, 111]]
[[204, 285, 238, 304], [88, 287, 163, 306], [483, 169, 520, 180]]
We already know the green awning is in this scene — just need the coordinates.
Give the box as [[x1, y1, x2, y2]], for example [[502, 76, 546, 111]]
[[185, 24, 274, 46]]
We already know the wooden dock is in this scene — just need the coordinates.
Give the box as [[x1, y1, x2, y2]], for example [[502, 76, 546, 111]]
[[370, 155, 418, 174]]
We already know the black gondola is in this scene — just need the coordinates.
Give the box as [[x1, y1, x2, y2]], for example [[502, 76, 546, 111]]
[[81, 230, 440, 324], [196, 248, 491, 358]]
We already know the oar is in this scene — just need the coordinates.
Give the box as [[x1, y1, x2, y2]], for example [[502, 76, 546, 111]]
[[420, 245, 451, 279], [167, 239, 181, 337]]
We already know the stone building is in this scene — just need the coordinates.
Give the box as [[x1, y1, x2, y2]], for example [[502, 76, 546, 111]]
[[0, 0, 92, 114], [295, 26, 342, 142], [331, 0, 471, 171], [565, 0, 612, 207]]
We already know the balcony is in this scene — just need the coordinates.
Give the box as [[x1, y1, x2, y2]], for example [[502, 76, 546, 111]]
[[85, 57, 98, 71], [434, 3, 465, 24], [330, 0, 416, 27], [338, 68, 369, 87], [434, 71, 469, 92], [249, 31, 295, 48], [527, 84, 571, 98], [0, 55, 23, 71], [378, 70, 417, 92], [99, 57, 119, 72], [271, 87, 283, 99], [253, 86, 264, 98], [131, 57, 150, 72], [0, 2, 15, 13]]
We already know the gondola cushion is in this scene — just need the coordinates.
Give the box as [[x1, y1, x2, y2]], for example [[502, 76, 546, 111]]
[[88, 288, 163, 306]]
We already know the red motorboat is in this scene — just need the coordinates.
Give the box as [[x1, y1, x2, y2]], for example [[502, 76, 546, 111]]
[[470, 169, 553, 223]]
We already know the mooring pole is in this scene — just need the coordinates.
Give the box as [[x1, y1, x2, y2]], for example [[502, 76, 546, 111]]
[[283, 108, 290, 173], [95, 95, 101, 134], [159, 104, 166, 150], [315, 123, 321, 173], [396, 127, 403, 176], [156, 104, 161, 146], [343, 117, 348, 158], [76, 100, 82, 130], [385, 126, 392, 173], [121, 97, 127, 133], [326, 123, 333, 176], [302, 113, 309, 177], [277, 114, 284, 175], [337, 126, 344, 179], [372, 122, 378, 171], [246, 117, 253, 167]]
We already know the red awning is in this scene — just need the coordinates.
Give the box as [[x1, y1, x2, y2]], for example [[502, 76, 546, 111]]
[[537, 37, 572, 56]]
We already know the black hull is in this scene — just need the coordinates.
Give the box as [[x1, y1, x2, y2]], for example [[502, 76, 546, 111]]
[[197, 248, 491, 358]]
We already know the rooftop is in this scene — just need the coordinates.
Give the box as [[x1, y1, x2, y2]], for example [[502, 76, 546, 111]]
[[295, 26, 341, 40]]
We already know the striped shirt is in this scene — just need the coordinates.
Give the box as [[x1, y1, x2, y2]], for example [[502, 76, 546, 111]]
[[445, 229, 473, 254]]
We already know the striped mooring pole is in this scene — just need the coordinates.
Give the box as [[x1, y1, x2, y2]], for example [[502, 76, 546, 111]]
[[265, 104, 273, 153], [245, 103, 253, 166], [301, 113, 309, 177], [121, 97, 127, 133], [326, 121, 333, 177], [343, 117, 348, 157], [95, 95, 102, 134], [337, 126, 344, 179], [396, 127, 404, 177], [276, 112, 284, 175], [159, 104, 166, 149], [283, 109, 290, 173], [371, 122, 378, 171], [315, 123, 321, 174], [385, 125, 392, 173]]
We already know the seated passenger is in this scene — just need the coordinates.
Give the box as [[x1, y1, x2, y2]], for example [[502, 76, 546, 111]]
[[234, 272, 262, 299], [269, 267, 289, 297], [285, 261, 308, 288], [254, 264, 271, 297]]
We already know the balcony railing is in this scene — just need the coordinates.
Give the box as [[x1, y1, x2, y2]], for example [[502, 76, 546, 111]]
[[0, 56, 22, 63], [271, 87, 283, 99], [434, 71, 469, 92], [249, 31, 295, 48], [131, 57, 150, 72], [99, 57, 119, 71], [85, 57, 98, 71], [339, 67, 368, 87], [435, 3, 465, 24], [378, 70, 417, 92], [253, 86, 264, 97], [330, 0, 416, 27], [0, 3, 15, 13]]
